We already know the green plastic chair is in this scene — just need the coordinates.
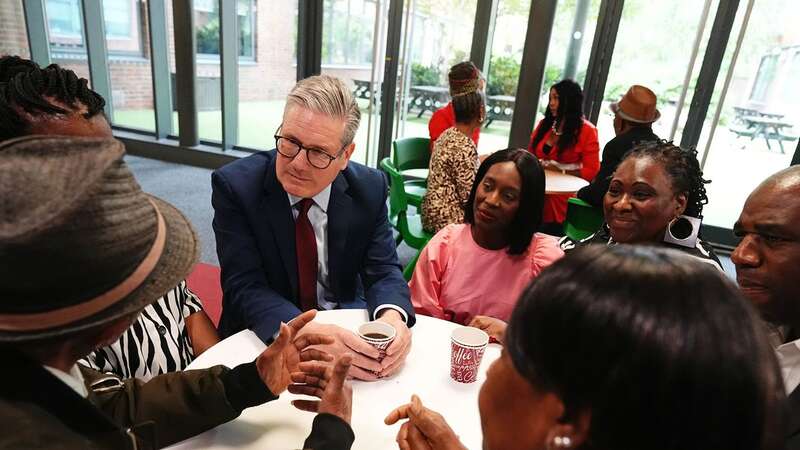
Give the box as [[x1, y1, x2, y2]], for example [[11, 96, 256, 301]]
[[380, 157, 434, 252], [403, 249, 422, 281], [392, 137, 431, 171], [563, 197, 604, 241]]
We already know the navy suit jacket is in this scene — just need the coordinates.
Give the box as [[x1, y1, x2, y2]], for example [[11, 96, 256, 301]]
[[212, 150, 415, 341]]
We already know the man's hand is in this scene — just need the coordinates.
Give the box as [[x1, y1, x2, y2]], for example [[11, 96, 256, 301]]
[[297, 321, 385, 380], [255, 310, 334, 394], [467, 316, 507, 344], [385, 395, 465, 450], [377, 309, 411, 377], [289, 354, 354, 423]]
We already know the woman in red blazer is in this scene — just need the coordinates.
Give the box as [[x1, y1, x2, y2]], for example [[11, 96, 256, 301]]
[[528, 79, 600, 229]]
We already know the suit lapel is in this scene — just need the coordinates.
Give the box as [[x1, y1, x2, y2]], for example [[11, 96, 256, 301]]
[[262, 159, 299, 297], [326, 173, 351, 296]]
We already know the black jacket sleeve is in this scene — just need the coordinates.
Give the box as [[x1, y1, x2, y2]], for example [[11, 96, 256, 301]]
[[303, 413, 355, 450]]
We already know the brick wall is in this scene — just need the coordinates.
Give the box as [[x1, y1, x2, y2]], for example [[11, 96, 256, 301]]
[[0, 0, 30, 59]]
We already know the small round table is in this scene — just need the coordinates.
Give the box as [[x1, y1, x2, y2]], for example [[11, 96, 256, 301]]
[[545, 170, 589, 194], [167, 309, 501, 450]]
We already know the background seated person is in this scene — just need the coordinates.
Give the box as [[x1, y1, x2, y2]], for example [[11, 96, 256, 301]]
[[421, 67, 485, 233], [428, 61, 482, 150], [577, 84, 660, 207], [0, 55, 219, 380], [0, 136, 353, 449], [410, 149, 563, 325], [561, 140, 722, 270], [528, 79, 600, 233], [387, 245, 784, 450], [212, 75, 414, 381]]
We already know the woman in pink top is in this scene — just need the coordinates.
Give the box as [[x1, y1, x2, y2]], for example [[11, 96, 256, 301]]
[[409, 149, 564, 326]]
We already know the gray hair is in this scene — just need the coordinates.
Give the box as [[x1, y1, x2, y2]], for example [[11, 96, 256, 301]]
[[285, 75, 361, 148]]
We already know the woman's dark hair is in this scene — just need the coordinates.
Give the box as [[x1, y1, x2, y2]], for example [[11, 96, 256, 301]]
[[530, 79, 584, 156], [0, 55, 106, 141], [449, 61, 483, 124], [464, 148, 544, 255], [506, 245, 784, 450], [623, 140, 710, 218]]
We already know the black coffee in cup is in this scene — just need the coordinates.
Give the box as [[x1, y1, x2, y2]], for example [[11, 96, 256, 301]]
[[363, 332, 389, 339]]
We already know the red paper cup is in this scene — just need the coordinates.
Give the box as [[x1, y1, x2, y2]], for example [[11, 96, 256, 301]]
[[358, 321, 396, 362], [450, 327, 489, 383]]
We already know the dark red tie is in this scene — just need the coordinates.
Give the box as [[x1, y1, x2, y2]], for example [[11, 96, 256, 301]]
[[295, 198, 318, 311]]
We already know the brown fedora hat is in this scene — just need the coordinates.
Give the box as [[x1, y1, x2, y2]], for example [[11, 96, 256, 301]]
[[609, 85, 660, 123], [0, 135, 198, 342]]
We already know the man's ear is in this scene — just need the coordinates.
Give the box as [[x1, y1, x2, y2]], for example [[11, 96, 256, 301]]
[[339, 142, 356, 170]]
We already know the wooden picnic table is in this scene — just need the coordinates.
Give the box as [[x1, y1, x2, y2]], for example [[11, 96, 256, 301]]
[[408, 85, 450, 117], [731, 115, 798, 153]]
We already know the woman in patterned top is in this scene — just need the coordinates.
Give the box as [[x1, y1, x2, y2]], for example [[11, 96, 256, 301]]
[[421, 62, 486, 233], [0, 56, 220, 379]]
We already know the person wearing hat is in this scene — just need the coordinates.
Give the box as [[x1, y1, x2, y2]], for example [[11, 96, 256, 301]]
[[0, 136, 355, 449], [0, 55, 222, 381], [428, 61, 483, 150], [421, 62, 485, 233], [576, 85, 660, 207]]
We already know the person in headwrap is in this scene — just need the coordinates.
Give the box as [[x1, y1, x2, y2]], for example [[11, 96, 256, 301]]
[[422, 62, 486, 233], [428, 61, 483, 150]]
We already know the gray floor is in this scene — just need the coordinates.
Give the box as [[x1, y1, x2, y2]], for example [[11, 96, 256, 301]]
[[125, 154, 733, 277], [125, 155, 417, 267]]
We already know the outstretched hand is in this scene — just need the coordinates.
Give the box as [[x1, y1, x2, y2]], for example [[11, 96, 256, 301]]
[[289, 354, 354, 424], [255, 310, 334, 394], [385, 395, 465, 450]]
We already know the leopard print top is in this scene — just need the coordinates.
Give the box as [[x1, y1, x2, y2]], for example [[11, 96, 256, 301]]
[[422, 127, 479, 233]]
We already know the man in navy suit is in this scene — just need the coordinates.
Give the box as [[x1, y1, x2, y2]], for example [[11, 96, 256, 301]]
[[212, 75, 414, 380], [732, 166, 800, 449]]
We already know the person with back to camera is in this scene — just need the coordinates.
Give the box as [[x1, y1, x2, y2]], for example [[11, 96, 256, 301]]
[[387, 245, 785, 450], [576, 84, 660, 207], [428, 61, 482, 150], [421, 63, 486, 233], [411, 149, 563, 334], [528, 79, 600, 234], [0, 55, 220, 380]]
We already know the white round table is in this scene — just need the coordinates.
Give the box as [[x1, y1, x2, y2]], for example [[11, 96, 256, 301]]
[[167, 309, 501, 450], [545, 170, 589, 194]]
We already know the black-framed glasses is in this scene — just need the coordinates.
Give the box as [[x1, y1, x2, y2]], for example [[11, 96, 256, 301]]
[[274, 126, 346, 169]]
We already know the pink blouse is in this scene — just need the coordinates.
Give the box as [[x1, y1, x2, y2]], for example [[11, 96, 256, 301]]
[[409, 224, 564, 325]]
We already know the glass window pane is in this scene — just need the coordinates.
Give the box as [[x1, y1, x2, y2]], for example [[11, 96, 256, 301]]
[[1, 0, 31, 59], [395, 0, 478, 153], [107, 1, 154, 131], [534, 0, 601, 126], [196, 0, 255, 59], [47, 0, 84, 54], [598, 0, 719, 149], [482, 0, 531, 154], [695, 0, 800, 229], [321, 0, 380, 165], [238, 1, 298, 150]]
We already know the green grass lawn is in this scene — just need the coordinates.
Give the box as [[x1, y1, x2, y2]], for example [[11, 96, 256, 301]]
[[113, 101, 514, 162]]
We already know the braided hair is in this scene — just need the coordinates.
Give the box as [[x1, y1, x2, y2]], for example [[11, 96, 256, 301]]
[[448, 61, 483, 124], [0, 55, 106, 141], [624, 140, 710, 219], [530, 79, 584, 157]]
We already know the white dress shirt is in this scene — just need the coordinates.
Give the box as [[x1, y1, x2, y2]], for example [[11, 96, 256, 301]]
[[776, 338, 800, 395], [287, 188, 407, 322], [43, 364, 88, 398]]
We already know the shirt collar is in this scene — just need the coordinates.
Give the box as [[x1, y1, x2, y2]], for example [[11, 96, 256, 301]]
[[43, 364, 89, 398], [287, 185, 332, 213]]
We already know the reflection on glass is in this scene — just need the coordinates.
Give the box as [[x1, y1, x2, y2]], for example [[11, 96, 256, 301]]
[[238, 1, 299, 150], [321, 0, 379, 165], [697, 0, 800, 229]]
